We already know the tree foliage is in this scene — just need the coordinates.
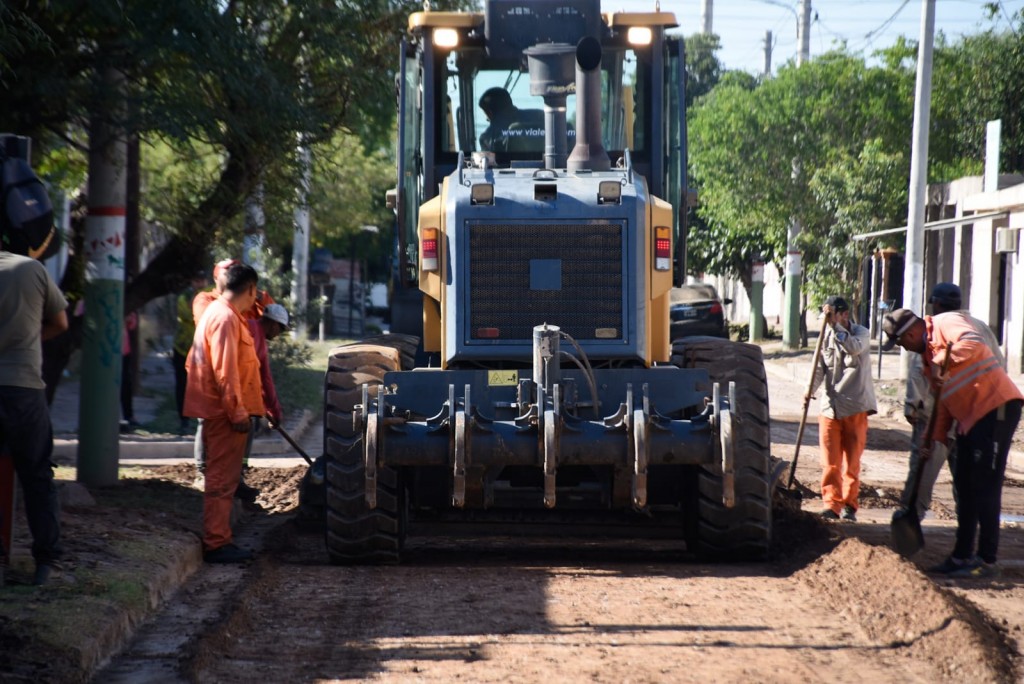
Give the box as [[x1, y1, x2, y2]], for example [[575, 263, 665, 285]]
[[687, 8, 1024, 306], [688, 52, 912, 304], [0, 0, 467, 310]]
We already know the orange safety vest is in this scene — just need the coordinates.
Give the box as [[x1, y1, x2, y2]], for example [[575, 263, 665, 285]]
[[183, 297, 265, 424], [926, 314, 1023, 442]]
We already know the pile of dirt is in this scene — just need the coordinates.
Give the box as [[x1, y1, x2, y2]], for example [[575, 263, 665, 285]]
[[797, 537, 1017, 682], [146, 463, 306, 514]]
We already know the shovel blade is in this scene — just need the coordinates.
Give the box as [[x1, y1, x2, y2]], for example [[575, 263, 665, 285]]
[[891, 510, 924, 557]]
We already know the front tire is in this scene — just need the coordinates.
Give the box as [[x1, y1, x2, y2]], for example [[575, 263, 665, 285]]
[[324, 343, 406, 564], [672, 336, 772, 560]]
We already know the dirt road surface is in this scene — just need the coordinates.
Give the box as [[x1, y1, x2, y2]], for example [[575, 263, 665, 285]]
[[94, 363, 1024, 683]]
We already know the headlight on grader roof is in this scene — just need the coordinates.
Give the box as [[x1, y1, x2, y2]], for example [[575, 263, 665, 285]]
[[598, 181, 621, 205], [627, 27, 652, 46], [471, 183, 494, 205], [433, 28, 459, 49]]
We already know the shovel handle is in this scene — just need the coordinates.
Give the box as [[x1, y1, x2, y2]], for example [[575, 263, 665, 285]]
[[786, 318, 829, 489], [269, 419, 314, 466], [906, 341, 953, 508]]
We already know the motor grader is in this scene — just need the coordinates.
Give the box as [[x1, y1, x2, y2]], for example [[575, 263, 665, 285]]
[[302, 0, 773, 564]]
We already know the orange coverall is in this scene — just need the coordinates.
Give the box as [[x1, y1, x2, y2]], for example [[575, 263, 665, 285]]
[[183, 298, 265, 551]]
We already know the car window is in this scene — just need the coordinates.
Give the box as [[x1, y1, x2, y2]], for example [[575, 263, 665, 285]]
[[670, 285, 718, 303]]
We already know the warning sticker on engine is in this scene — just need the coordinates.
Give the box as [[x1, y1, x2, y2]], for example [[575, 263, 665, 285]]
[[488, 370, 518, 386]]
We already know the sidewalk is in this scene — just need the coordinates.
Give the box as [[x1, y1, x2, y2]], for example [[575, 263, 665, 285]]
[[48, 351, 317, 466]]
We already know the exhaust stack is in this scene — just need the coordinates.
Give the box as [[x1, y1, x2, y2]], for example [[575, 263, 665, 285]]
[[567, 36, 610, 173]]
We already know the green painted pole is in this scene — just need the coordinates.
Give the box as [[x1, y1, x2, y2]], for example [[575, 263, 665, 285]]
[[78, 67, 127, 487], [750, 258, 764, 341]]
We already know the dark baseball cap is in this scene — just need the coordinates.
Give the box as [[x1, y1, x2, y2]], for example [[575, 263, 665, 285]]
[[881, 308, 920, 351], [823, 295, 849, 313], [928, 282, 962, 311]]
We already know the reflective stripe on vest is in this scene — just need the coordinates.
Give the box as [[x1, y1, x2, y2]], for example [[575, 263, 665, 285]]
[[942, 355, 1000, 400]]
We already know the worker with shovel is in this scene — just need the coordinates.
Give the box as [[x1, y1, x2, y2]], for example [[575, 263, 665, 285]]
[[882, 307, 1023, 578], [895, 283, 1005, 523], [807, 296, 877, 522]]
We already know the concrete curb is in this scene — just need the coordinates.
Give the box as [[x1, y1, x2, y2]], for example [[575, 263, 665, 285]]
[[52, 409, 316, 463]]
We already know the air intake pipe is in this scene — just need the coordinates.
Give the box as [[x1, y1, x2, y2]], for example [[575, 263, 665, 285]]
[[525, 43, 574, 170], [567, 36, 610, 173]]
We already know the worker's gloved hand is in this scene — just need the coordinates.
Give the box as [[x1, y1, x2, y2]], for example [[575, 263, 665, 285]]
[[834, 330, 848, 343]]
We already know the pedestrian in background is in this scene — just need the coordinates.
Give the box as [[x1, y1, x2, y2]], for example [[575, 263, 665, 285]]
[[807, 295, 877, 522], [173, 272, 207, 434], [883, 303, 1022, 579], [0, 231, 69, 585], [895, 282, 1004, 522], [184, 263, 264, 564]]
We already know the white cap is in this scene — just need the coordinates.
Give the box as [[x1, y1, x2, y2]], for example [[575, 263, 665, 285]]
[[263, 303, 290, 329]]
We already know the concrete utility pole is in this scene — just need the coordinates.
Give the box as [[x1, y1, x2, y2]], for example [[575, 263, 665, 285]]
[[291, 141, 311, 341], [763, 31, 773, 77], [78, 67, 127, 487], [701, 0, 713, 34], [750, 257, 765, 341], [797, 0, 811, 65], [783, 1, 812, 349], [901, 0, 936, 379]]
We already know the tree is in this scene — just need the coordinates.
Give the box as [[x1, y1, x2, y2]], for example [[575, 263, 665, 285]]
[[0, 0, 468, 311], [688, 51, 912, 305], [929, 11, 1024, 178]]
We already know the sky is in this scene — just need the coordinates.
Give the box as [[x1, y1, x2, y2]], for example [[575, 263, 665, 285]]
[[603, 0, 1024, 75]]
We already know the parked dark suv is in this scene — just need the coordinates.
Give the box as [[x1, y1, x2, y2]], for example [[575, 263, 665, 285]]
[[669, 284, 732, 339]]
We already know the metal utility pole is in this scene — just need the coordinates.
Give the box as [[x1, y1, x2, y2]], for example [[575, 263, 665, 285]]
[[797, 0, 811, 65], [763, 31, 773, 77], [701, 0, 713, 34], [291, 142, 311, 340], [901, 0, 935, 379], [78, 67, 127, 487]]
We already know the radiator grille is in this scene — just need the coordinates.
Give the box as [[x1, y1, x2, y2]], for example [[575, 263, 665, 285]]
[[468, 222, 624, 340]]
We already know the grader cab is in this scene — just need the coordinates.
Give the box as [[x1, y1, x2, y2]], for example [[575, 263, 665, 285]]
[[302, 0, 773, 564]]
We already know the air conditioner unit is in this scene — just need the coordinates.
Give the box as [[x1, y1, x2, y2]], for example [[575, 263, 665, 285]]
[[995, 227, 1019, 254]]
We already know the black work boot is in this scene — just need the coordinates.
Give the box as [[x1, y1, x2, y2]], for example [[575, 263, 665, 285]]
[[235, 479, 260, 503]]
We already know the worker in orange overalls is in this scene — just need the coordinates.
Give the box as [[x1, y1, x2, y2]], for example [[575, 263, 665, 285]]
[[184, 263, 265, 564], [883, 307, 1024, 579], [191, 257, 273, 499]]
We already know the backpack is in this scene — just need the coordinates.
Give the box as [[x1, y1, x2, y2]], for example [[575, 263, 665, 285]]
[[1, 153, 55, 257]]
